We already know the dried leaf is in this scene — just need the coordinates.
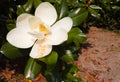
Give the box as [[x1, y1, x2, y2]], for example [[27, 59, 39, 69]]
[[34, 74, 47, 82]]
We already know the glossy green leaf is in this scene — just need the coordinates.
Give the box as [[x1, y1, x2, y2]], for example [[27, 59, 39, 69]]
[[7, 23, 16, 31], [67, 28, 87, 47], [61, 50, 74, 63], [71, 11, 88, 26], [0, 42, 23, 59], [33, 0, 42, 8], [77, 3, 85, 7], [90, 5, 102, 10], [112, 6, 120, 10], [69, 65, 79, 74], [69, 8, 81, 17], [88, 7, 100, 19], [69, 8, 87, 17], [73, 35, 87, 47], [43, 0, 56, 2], [66, 73, 83, 82], [39, 51, 58, 70], [79, 0, 87, 3], [24, 58, 42, 80], [66, 0, 80, 7], [17, 5, 26, 15], [23, 0, 33, 12], [65, 65, 83, 82], [44, 71, 54, 82], [100, 0, 111, 4], [105, 5, 111, 11], [58, 0, 68, 19]]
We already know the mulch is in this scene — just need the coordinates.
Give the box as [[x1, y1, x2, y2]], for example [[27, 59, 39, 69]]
[[77, 27, 120, 82]]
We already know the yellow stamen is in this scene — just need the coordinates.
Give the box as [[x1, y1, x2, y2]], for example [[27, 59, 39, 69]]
[[39, 24, 49, 34]]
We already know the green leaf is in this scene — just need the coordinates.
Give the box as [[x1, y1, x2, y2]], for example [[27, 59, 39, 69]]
[[61, 50, 74, 63], [69, 8, 81, 17], [0, 42, 23, 59], [66, 73, 83, 82], [69, 65, 79, 74], [17, 5, 26, 15], [44, 0, 56, 2], [90, 5, 102, 10], [39, 51, 58, 70], [88, 7, 100, 19], [112, 6, 120, 10], [24, 58, 42, 80], [69, 8, 87, 17], [33, 0, 42, 8], [73, 35, 87, 47], [67, 28, 87, 47], [100, 0, 111, 4], [7, 23, 16, 31], [79, 0, 87, 3], [23, 0, 33, 12], [59, 0, 68, 19], [65, 65, 83, 82], [71, 10, 88, 26], [66, 0, 81, 7]]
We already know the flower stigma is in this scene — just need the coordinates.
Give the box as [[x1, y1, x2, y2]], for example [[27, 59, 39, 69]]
[[39, 24, 49, 35], [29, 23, 50, 41]]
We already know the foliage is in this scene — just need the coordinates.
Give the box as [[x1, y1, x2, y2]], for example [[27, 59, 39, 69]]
[[86, 0, 120, 32], [0, 0, 119, 81]]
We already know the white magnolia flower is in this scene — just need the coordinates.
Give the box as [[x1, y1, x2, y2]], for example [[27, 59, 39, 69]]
[[6, 2, 73, 58]]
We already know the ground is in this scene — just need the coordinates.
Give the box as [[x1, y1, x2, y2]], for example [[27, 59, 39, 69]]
[[1, 27, 120, 82], [77, 27, 120, 82]]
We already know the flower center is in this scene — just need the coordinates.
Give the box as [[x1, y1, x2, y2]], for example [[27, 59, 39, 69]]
[[39, 24, 49, 35], [29, 23, 50, 40]]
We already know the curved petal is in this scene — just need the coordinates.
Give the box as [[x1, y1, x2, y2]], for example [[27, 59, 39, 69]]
[[16, 13, 33, 31], [30, 41, 52, 58], [29, 16, 51, 36], [6, 28, 36, 48], [35, 2, 57, 26], [29, 16, 43, 32], [46, 28, 68, 45], [52, 17, 73, 32]]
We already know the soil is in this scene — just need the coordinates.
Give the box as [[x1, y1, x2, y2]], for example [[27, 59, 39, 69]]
[[0, 57, 27, 82], [76, 27, 120, 82], [1, 27, 120, 82]]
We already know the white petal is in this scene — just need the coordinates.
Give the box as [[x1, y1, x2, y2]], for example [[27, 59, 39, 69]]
[[52, 17, 73, 32], [35, 2, 57, 26], [6, 28, 36, 48], [29, 16, 42, 32], [46, 28, 68, 45], [30, 41, 52, 58], [16, 13, 33, 30]]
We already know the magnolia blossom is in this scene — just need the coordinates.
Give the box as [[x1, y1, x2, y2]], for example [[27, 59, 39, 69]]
[[6, 2, 73, 58]]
